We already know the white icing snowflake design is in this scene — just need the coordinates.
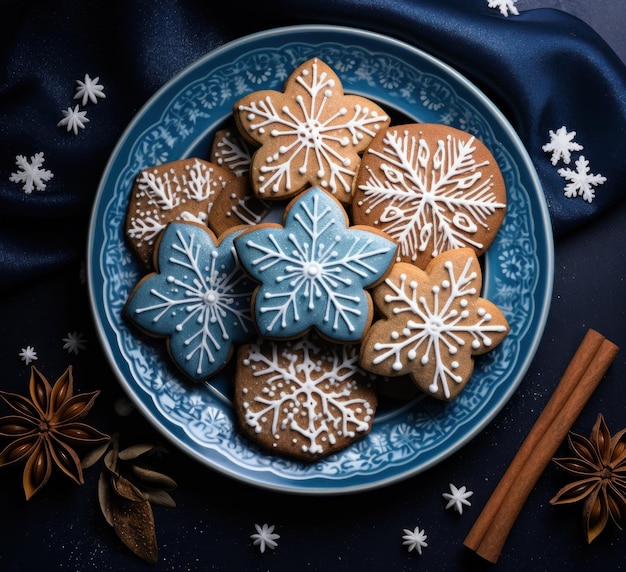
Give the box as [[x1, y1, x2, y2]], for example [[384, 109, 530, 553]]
[[235, 57, 389, 201], [558, 155, 606, 203], [250, 523, 280, 553], [235, 186, 396, 342], [74, 74, 106, 105], [239, 336, 376, 456], [542, 126, 583, 166], [125, 224, 255, 380], [127, 159, 227, 262], [355, 126, 506, 266], [57, 104, 90, 135], [362, 250, 509, 400], [211, 128, 252, 177], [402, 526, 428, 554], [442, 483, 473, 514], [487, 0, 519, 17], [9, 152, 54, 194]]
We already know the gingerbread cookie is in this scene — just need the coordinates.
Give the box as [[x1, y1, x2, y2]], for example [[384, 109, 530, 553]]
[[207, 175, 273, 237], [234, 186, 397, 343], [124, 222, 256, 381], [209, 126, 253, 177], [234, 335, 378, 460], [234, 57, 390, 203], [125, 158, 236, 268], [352, 123, 507, 268], [359, 248, 509, 401]]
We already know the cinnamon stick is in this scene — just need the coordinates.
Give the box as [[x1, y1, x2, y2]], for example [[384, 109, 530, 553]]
[[464, 329, 619, 563], [464, 329, 604, 551]]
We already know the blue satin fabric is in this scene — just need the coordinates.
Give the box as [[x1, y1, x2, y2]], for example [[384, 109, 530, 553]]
[[1, 0, 625, 289]]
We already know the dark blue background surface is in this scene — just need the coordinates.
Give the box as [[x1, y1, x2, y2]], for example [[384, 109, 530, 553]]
[[1, 1, 625, 570]]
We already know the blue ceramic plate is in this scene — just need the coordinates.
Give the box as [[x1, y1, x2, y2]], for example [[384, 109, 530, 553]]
[[88, 25, 553, 494]]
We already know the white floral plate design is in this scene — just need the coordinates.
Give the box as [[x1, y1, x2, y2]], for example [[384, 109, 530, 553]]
[[88, 25, 553, 494]]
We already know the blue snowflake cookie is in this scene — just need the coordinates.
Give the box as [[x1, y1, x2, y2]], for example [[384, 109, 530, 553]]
[[124, 222, 256, 381], [234, 186, 397, 343]]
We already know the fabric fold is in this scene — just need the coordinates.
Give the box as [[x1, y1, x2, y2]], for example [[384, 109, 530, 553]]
[[2, 0, 625, 289]]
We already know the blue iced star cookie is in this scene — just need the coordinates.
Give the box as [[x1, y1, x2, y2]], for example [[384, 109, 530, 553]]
[[124, 222, 256, 381], [234, 186, 397, 343]]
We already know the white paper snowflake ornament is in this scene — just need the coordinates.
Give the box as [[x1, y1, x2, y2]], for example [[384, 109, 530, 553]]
[[57, 104, 89, 135], [352, 123, 507, 269], [542, 126, 583, 166], [360, 248, 510, 401], [19, 346, 38, 365], [124, 223, 256, 381], [235, 186, 397, 343], [9, 152, 54, 194], [74, 73, 106, 105], [402, 526, 428, 554], [558, 155, 606, 203], [250, 523, 280, 553], [443, 483, 473, 514], [487, 0, 519, 17]]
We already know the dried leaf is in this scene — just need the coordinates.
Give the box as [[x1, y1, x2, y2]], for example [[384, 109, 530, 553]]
[[144, 489, 176, 508], [111, 474, 147, 502], [130, 464, 177, 490], [96, 434, 176, 563], [118, 443, 154, 461], [103, 448, 119, 476], [98, 471, 115, 527], [109, 488, 158, 564], [81, 441, 110, 469]]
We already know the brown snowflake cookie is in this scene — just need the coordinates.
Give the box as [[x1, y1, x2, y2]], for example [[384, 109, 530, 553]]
[[234, 335, 378, 461], [359, 248, 510, 401], [233, 57, 390, 203], [352, 123, 507, 269], [125, 158, 237, 268], [209, 126, 253, 177], [207, 126, 275, 236], [207, 181, 274, 237]]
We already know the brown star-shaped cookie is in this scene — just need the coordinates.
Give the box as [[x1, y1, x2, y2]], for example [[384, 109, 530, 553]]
[[234, 57, 390, 203], [359, 248, 509, 401]]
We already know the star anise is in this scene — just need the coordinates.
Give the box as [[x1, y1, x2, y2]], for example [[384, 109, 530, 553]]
[[0, 366, 110, 500], [550, 413, 626, 543]]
